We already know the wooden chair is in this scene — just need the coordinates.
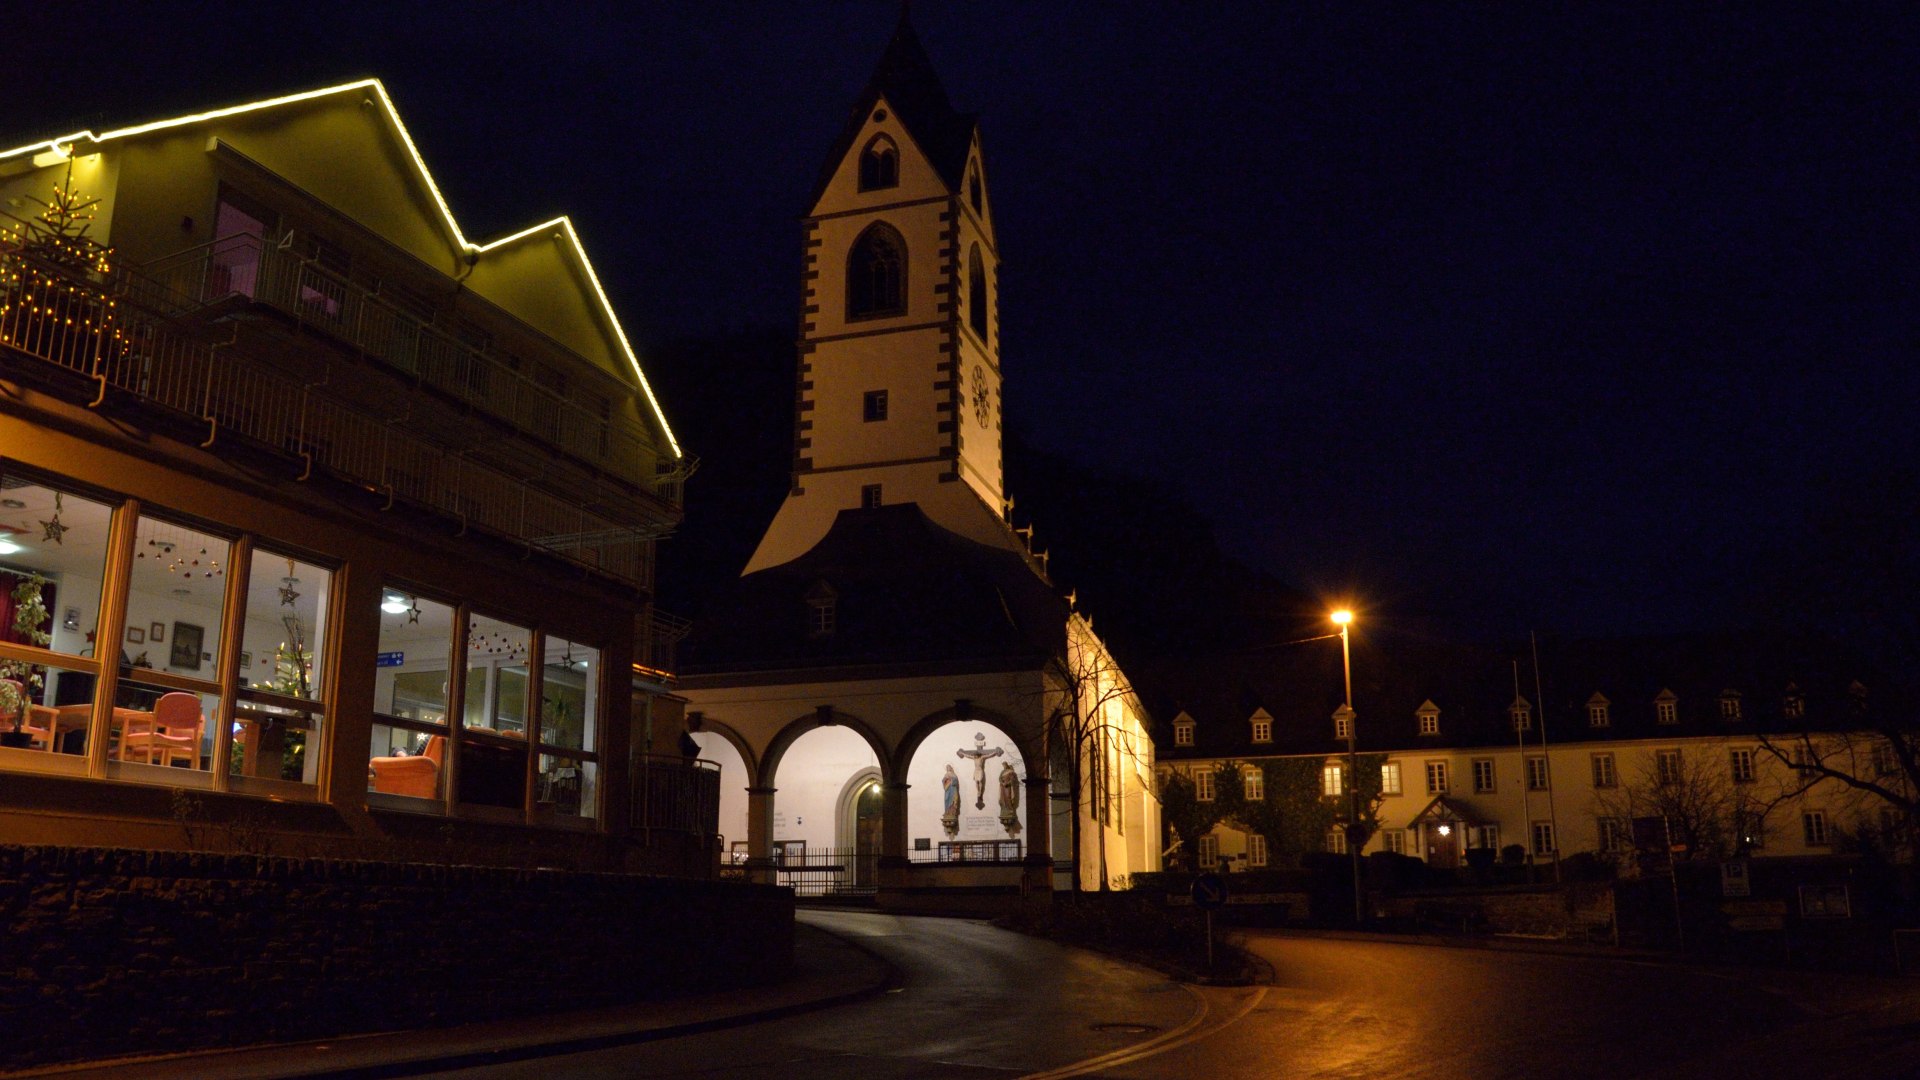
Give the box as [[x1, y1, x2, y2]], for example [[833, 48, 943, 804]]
[[368, 734, 446, 798], [120, 692, 204, 768]]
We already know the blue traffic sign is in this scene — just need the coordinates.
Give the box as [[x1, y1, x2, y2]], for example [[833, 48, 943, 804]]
[[1191, 872, 1229, 910]]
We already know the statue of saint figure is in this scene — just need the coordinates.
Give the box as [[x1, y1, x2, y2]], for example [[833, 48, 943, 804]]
[[956, 732, 1004, 810], [998, 760, 1021, 835], [941, 763, 961, 837]]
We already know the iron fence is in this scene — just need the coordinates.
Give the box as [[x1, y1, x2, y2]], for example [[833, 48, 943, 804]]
[[632, 754, 719, 838], [773, 846, 881, 897]]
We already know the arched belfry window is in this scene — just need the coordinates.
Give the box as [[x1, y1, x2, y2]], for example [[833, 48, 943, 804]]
[[859, 135, 898, 191], [847, 222, 907, 319], [968, 166, 983, 213], [967, 244, 988, 339]]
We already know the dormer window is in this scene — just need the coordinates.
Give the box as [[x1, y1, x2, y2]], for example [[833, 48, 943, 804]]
[[805, 581, 838, 639], [1173, 714, 1194, 747], [1587, 693, 1610, 728], [1719, 690, 1743, 722], [1509, 696, 1532, 732], [858, 134, 899, 191], [1332, 706, 1353, 741], [1655, 689, 1679, 725], [1250, 709, 1272, 744], [1783, 684, 1805, 720], [1416, 700, 1440, 736]]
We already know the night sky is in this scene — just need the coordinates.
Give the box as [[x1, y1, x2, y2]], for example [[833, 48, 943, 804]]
[[6, 4, 1915, 641]]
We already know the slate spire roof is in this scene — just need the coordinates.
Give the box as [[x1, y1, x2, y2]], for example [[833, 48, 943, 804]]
[[810, 10, 979, 204]]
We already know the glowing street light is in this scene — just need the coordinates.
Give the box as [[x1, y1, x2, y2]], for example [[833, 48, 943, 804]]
[[1333, 608, 1362, 925]]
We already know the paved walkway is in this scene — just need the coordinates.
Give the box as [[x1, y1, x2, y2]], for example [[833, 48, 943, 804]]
[[5, 923, 894, 1080]]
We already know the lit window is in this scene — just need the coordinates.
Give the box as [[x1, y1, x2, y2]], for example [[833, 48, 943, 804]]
[[1803, 811, 1829, 846], [1195, 768, 1215, 802], [1472, 758, 1495, 794], [1426, 760, 1449, 795], [1656, 690, 1679, 725], [847, 222, 907, 319], [1526, 756, 1549, 791], [1598, 817, 1629, 853], [1198, 834, 1219, 868], [863, 390, 888, 422], [1247, 833, 1268, 867], [1244, 767, 1265, 801], [369, 590, 456, 803], [1729, 748, 1756, 784], [1381, 761, 1402, 796], [235, 549, 333, 785], [1322, 763, 1343, 797], [537, 635, 600, 818], [1173, 721, 1193, 747], [457, 612, 534, 810], [1656, 748, 1683, 785], [1531, 822, 1556, 856], [858, 134, 898, 191], [1591, 752, 1617, 788]]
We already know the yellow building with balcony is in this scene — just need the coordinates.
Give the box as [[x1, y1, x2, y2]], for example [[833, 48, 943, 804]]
[[0, 81, 710, 872]]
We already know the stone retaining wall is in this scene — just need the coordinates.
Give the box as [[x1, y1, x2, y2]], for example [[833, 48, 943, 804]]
[[0, 845, 793, 1069]]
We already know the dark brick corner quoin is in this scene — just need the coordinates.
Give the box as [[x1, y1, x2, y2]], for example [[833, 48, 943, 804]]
[[0, 845, 795, 1070]]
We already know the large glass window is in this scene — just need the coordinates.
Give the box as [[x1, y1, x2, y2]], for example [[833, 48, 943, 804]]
[[368, 590, 455, 802], [459, 613, 533, 810], [230, 550, 330, 785], [0, 477, 111, 760], [120, 516, 232, 775]]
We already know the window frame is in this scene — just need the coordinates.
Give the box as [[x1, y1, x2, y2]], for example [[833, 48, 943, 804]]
[[1425, 759, 1449, 795], [1729, 747, 1756, 784], [1173, 721, 1193, 747], [1472, 757, 1496, 794], [1194, 767, 1215, 802], [1526, 755, 1550, 791], [862, 389, 889, 422], [1381, 760, 1402, 796], [1591, 752, 1617, 789]]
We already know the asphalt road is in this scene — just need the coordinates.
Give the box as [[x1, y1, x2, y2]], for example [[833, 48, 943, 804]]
[[419, 913, 1920, 1080]]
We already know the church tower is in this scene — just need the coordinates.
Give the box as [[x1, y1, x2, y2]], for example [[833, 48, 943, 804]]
[[745, 14, 1009, 572]]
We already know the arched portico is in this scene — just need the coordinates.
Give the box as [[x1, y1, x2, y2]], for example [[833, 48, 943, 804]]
[[754, 709, 889, 890]]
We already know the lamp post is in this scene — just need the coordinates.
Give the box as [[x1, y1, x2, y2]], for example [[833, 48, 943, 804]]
[[1332, 609, 1362, 925]]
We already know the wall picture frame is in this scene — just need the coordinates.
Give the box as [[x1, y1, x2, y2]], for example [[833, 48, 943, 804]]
[[240, 651, 253, 670], [126, 627, 145, 644], [149, 622, 165, 643], [170, 622, 204, 670]]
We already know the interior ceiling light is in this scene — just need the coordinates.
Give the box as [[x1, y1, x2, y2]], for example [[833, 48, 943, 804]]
[[0, 537, 23, 555], [381, 593, 410, 614]]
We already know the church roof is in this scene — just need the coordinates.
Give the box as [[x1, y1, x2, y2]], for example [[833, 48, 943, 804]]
[[680, 504, 1068, 678], [809, 13, 979, 205]]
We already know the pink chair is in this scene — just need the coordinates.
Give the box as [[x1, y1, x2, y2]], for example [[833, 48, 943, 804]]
[[368, 735, 446, 798], [120, 692, 204, 768], [1, 678, 56, 751]]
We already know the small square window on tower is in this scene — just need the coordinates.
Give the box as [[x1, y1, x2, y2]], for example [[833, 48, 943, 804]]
[[861, 484, 883, 509], [863, 389, 888, 422]]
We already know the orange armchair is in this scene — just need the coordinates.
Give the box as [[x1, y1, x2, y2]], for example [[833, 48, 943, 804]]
[[369, 735, 446, 798], [121, 692, 204, 768]]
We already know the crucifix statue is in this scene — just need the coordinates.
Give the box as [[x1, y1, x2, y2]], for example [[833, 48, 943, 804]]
[[956, 731, 1004, 810]]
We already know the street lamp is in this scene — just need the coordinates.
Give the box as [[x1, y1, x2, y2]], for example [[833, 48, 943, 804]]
[[1332, 609, 1362, 925]]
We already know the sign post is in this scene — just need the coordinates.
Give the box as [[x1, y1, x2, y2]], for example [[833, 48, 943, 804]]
[[1191, 872, 1228, 971]]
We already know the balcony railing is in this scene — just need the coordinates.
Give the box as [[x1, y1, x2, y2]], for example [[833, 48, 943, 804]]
[[137, 233, 675, 495], [0, 212, 673, 590], [632, 754, 720, 838]]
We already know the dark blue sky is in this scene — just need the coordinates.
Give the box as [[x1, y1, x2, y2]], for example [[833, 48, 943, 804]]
[[6, 3, 1915, 639]]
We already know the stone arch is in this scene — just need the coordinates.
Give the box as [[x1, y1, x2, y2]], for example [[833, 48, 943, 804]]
[[688, 714, 758, 781], [891, 702, 1035, 780], [757, 707, 892, 789]]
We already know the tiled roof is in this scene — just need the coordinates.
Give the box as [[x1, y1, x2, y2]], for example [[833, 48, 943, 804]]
[[1151, 630, 1879, 762], [682, 504, 1066, 676]]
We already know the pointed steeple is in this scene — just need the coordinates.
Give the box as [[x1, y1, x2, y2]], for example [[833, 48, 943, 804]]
[[808, 12, 978, 205]]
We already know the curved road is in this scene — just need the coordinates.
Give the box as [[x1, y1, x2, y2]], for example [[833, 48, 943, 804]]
[[425, 912, 1918, 1079]]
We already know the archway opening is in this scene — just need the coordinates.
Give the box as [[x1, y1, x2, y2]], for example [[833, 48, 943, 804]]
[[905, 720, 1029, 864], [690, 730, 749, 870], [772, 725, 881, 895]]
